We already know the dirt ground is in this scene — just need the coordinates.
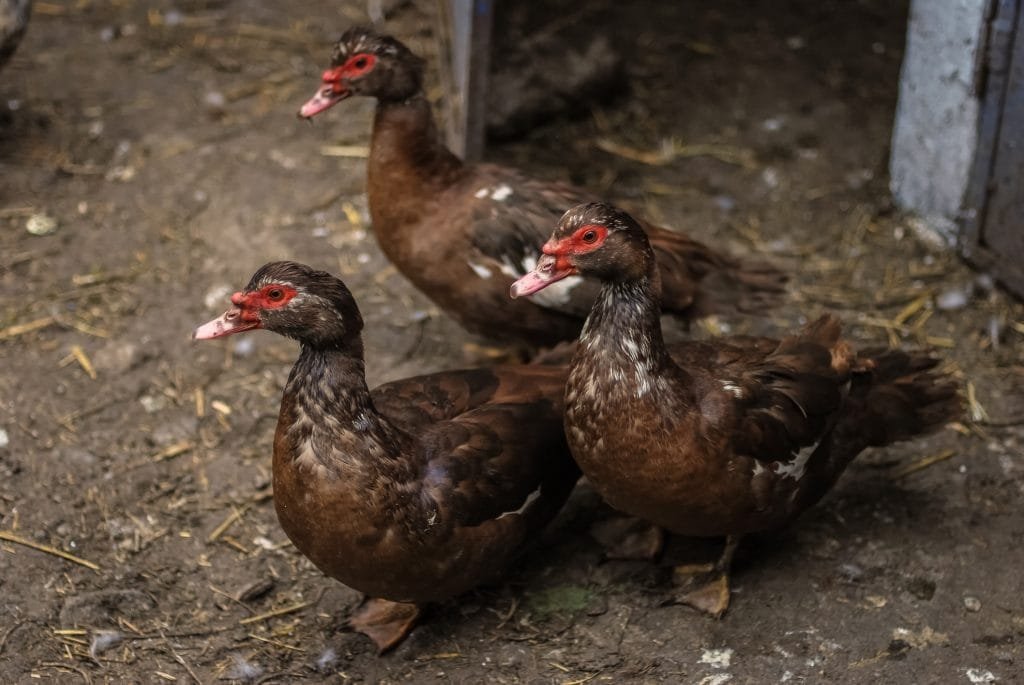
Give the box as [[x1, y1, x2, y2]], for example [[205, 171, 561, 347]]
[[2, 0, 1023, 682]]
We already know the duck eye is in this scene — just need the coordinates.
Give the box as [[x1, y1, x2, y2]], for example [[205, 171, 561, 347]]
[[268, 288, 284, 300], [354, 57, 367, 69], [582, 230, 598, 244]]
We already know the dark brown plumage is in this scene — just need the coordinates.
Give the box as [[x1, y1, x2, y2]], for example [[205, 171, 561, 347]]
[[193, 261, 579, 651], [298, 27, 787, 347], [512, 203, 962, 616]]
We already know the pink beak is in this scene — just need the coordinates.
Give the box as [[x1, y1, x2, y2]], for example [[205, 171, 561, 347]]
[[298, 83, 350, 119], [510, 254, 575, 298], [193, 308, 260, 340]]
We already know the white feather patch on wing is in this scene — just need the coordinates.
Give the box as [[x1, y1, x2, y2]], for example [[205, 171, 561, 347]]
[[491, 183, 514, 201], [468, 261, 493, 279], [720, 380, 744, 398], [772, 438, 822, 481]]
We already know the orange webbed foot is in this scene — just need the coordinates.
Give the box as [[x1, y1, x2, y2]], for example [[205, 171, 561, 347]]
[[672, 535, 741, 618], [349, 598, 421, 653], [675, 571, 731, 618]]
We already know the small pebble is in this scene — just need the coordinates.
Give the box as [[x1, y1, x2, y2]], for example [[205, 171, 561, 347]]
[[26, 213, 58, 236], [269, 149, 297, 169], [253, 536, 276, 550], [964, 596, 982, 612], [7, 98, 21, 111], [99, 26, 116, 42], [312, 226, 329, 238], [163, 9, 184, 26], [232, 337, 255, 357], [105, 166, 136, 182], [357, 253, 371, 264], [0, 428, 8, 449], [966, 668, 997, 683], [786, 35, 806, 50], [713, 195, 736, 212], [975, 273, 995, 293], [936, 288, 970, 311], [988, 316, 1002, 349], [204, 91, 227, 112], [139, 395, 166, 414], [761, 117, 783, 132], [114, 140, 132, 160], [761, 167, 780, 189], [838, 563, 864, 581]]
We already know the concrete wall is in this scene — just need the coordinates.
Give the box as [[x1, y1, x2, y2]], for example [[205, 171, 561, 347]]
[[890, 0, 988, 244]]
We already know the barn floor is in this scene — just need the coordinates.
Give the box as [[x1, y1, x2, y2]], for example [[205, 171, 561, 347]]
[[2, 0, 1023, 682]]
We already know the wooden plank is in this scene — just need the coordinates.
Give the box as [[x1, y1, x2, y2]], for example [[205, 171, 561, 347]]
[[981, 0, 1024, 292], [436, 0, 494, 161], [961, 0, 1024, 298]]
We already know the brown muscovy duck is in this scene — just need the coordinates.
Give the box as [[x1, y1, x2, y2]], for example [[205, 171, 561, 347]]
[[298, 28, 786, 347], [193, 261, 579, 651], [511, 203, 961, 617]]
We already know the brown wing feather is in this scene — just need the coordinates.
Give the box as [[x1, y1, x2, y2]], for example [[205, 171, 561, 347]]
[[688, 315, 852, 466], [374, 365, 577, 529], [370, 368, 502, 430]]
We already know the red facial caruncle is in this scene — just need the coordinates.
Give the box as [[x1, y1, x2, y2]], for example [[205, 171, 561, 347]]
[[235, 283, 298, 311], [544, 223, 609, 256], [321, 53, 378, 93], [299, 52, 377, 119], [510, 224, 608, 299], [541, 223, 609, 273], [192, 284, 298, 340]]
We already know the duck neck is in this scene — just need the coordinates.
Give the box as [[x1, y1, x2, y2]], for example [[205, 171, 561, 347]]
[[577, 273, 673, 393], [366, 95, 464, 237], [283, 341, 397, 465]]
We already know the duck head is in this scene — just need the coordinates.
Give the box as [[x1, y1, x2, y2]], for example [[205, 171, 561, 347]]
[[194, 261, 363, 350], [510, 202, 654, 298], [299, 27, 426, 118]]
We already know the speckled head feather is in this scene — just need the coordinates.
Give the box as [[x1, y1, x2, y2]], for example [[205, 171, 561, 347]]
[[331, 27, 406, 64], [553, 203, 656, 284], [246, 261, 364, 350], [327, 27, 426, 102]]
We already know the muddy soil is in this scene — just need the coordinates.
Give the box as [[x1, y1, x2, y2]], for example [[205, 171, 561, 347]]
[[2, 0, 1023, 683]]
